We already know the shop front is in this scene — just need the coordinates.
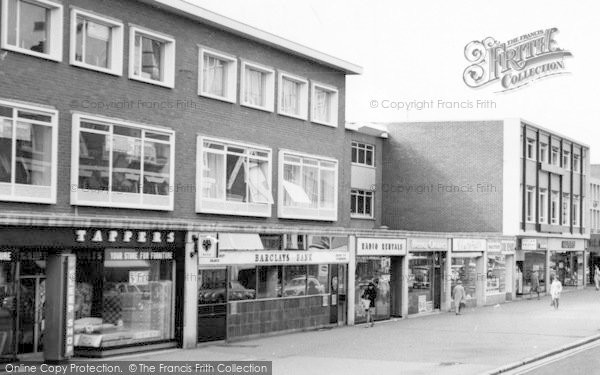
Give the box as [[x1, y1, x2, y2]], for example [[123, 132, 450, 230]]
[[451, 239, 485, 309], [548, 239, 585, 289], [354, 237, 406, 323], [0, 227, 185, 361], [196, 233, 348, 342], [485, 239, 515, 305], [516, 238, 548, 297], [407, 238, 448, 315]]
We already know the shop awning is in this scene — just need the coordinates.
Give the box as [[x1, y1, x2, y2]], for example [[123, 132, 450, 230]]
[[219, 233, 264, 250]]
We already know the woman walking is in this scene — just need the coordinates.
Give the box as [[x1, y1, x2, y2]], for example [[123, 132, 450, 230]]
[[362, 282, 377, 327], [550, 276, 563, 310]]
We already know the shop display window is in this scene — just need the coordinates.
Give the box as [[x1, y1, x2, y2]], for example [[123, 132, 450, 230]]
[[74, 249, 174, 349], [451, 257, 478, 307], [486, 253, 506, 295], [228, 266, 256, 301], [522, 251, 546, 293], [354, 257, 390, 322], [550, 251, 583, 287], [408, 253, 434, 314]]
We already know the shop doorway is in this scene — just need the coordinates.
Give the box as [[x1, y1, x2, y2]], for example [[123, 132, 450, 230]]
[[408, 252, 443, 314], [197, 268, 227, 342], [17, 276, 45, 354]]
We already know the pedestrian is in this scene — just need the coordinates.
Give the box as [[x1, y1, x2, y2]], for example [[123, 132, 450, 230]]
[[362, 282, 377, 327], [452, 280, 466, 315], [550, 276, 563, 310], [594, 266, 600, 291], [530, 270, 540, 300]]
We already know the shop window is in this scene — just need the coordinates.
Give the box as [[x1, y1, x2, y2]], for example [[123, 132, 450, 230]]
[[241, 61, 275, 112], [129, 26, 175, 88], [198, 47, 237, 103], [451, 257, 478, 307], [550, 251, 583, 287], [1, 0, 63, 61], [282, 265, 307, 297], [278, 72, 308, 119], [486, 253, 506, 295], [198, 137, 273, 217], [307, 264, 329, 295], [70, 8, 123, 75], [0, 101, 57, 204], [72, 114, 174, 210], [311, 82, 338, 127], [521, 251, 546, 294], [198, 268, 227, 304], [351, 189, 374, 219], [279, 150, 338, 221], [355, 257, 390, 323], [257, 266, 282, 299], [74, 249, 175, 349], [351, 141, 375, 167], [408, 253, 435, 314], [228, 266, 256, 301]]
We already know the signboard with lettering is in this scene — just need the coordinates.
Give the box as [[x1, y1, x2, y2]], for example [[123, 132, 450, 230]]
[[75, 229, 177, 246], [486, 241, 502, 252], [409, 238, 448, 251], [198, 250, 350, 266], [356, 238, 407, 256], [521, 239, 537, 251], [64, 254, 76, 358], [453, 239, 486, 252], [105, 249, 173, 261], [129, 270, 149, 285], [501, 240, 516, 254], [548, 238, 585, 251]]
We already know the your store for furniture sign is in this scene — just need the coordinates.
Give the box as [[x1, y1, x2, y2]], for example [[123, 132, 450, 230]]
[[463, 27, 572, 92]]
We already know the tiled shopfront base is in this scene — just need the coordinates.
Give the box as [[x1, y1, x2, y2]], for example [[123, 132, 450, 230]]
[[227, 296, 330, 340]]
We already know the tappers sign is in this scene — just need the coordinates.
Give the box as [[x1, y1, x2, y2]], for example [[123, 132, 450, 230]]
[[463, 28, 572, 92]]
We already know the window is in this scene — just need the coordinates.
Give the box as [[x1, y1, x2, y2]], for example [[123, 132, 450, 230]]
[[71, 113, 175, 210], [525, 186, 535, 223], [539, 189, 547, 224], [551, 147, 559, 166], [351, 141, 375, 167], [241, 61, 275, 112], [70, 8, 123, 75], [1, 0, 63, 61], [197, 136, 273, 217], [279, 150, 338, 221], [198, 47, 237, 103], [539, 143, 548, 163], [563, 150, 571, 170], [551, 191, 559, 225], [129, 26, 175, 88], [351, 189, 373, 218], [562, 193, 570, 226], [573, 154, 580, 173], [573, 195, 580, 227], [311, 82, 339, 127], [278, 72, 308, 119], [525, 138, 535, 160], [0, 100, 57, 203]]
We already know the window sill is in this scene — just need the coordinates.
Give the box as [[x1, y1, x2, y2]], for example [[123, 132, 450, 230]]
[[70, 60, 122, 76], [241, 101, 274, 113], [278, 206, 337, 221], [311, 118, 338, 128], [129, 74, 174, 89], [72, 190, 173, 211], [197, 199, 271, 218], [351, 214, 375, 220], [351, 163, 376, 169], [1, 44, 61, 62], [277, 110, 308, 121], [199, 91, 236, 104]]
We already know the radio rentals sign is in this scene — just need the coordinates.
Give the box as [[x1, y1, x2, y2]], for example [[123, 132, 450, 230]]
[[356, 238, 407, 256]]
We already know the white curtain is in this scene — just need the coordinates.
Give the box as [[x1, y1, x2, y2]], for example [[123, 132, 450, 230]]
[[247, 159, 273, 204], [245, 68, 264, 106], [282, 79, 299, 114], [302, 165, 318, 208], [204, 55, 225, 96], [314, 89, 330, 122], [203, 151, 225, 199]]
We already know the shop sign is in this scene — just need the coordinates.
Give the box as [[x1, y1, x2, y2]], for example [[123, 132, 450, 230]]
[[486, 278, 500, 294], [486, 241, 502, 252], [64, 254, 76, 358], [418, 295, 427, 313], [521, 239, 537, 251], [198, 235, 218, 258], [548, 238, 584, 251], [0, 251, 12, 261], [409, 238, 448, 251], [74, 229, 175, 245], [198, 250, 350, 265], [356, 238, 407, 256], [105, 249, 173, 260], [453, 238, 486, 252], [501, 240, 516, 254], [129, 270, 149, 286]]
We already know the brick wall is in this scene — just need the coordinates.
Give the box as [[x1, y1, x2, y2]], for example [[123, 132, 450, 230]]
[[382, 121, 504, 232], [0, 0, 352, 227]]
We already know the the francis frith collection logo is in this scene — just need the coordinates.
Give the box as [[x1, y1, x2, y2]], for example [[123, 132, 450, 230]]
[[463, 28, 572, 92]]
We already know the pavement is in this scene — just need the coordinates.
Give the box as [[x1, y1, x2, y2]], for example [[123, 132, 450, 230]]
[[104, 288, 600, 374]]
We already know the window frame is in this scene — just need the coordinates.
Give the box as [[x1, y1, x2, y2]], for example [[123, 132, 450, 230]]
[[525, 186, 535, 223], [277, 71, 308, 120], [572, 195, 580, 227], [310, 81, 339, 127], [551, 147, 559, 166], [0, 98, 58, 204], [196, 135, 273, 217], [539, 188, 547, 224], [350, 188, 374, 219], [240, 60, 275, 112], [562, 150, 571, 171], [70, 112, 175, 211], [128, 25, 176, 88], [0, 0, 63, 61], [562, 193, 570, 226], [539, 143, 548, 163], [69, 7, 123, 76], [550, 191, 559, 225], [573, 154, 580, 173], [197, 46, 237, 103], [278, 149, 338, 221], [525, 138, 535, 160], [351, 141, 375, 167]]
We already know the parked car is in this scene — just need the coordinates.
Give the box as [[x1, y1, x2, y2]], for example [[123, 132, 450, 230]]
[[198, 281, 255, 303], [283, 277, 324, 296]]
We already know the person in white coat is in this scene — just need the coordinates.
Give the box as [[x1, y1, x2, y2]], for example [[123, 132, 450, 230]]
[[550, 276, 563, 310]]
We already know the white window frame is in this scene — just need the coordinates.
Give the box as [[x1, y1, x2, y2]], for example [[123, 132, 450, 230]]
[[311, 81, 339, 127], [539, 143, 548, 163], [563, 150, 571, 170], [351, 141, 375, 167], [69, 8, 123, 76], [525, 186, 535, 223], [551, 147, 559, 166], [278, 149, 338, 221], [128, 25, 175, 88], [350, 189, 374, 219], [70, 112, 175, 211], [198, 46, 237, 103], [562, 193, 570, 226], [240, 60, 275, 112], [277, 71, 308, 120], [573, 195, 580, 227], [573, 154, 580, 173], [525, 138, 535, 160], [539, 188, 547, 224], [196, 136, 273, 217], [0, 99, 58, 204], [551, 191, 559, 225], [0, 0, 63, 61]]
